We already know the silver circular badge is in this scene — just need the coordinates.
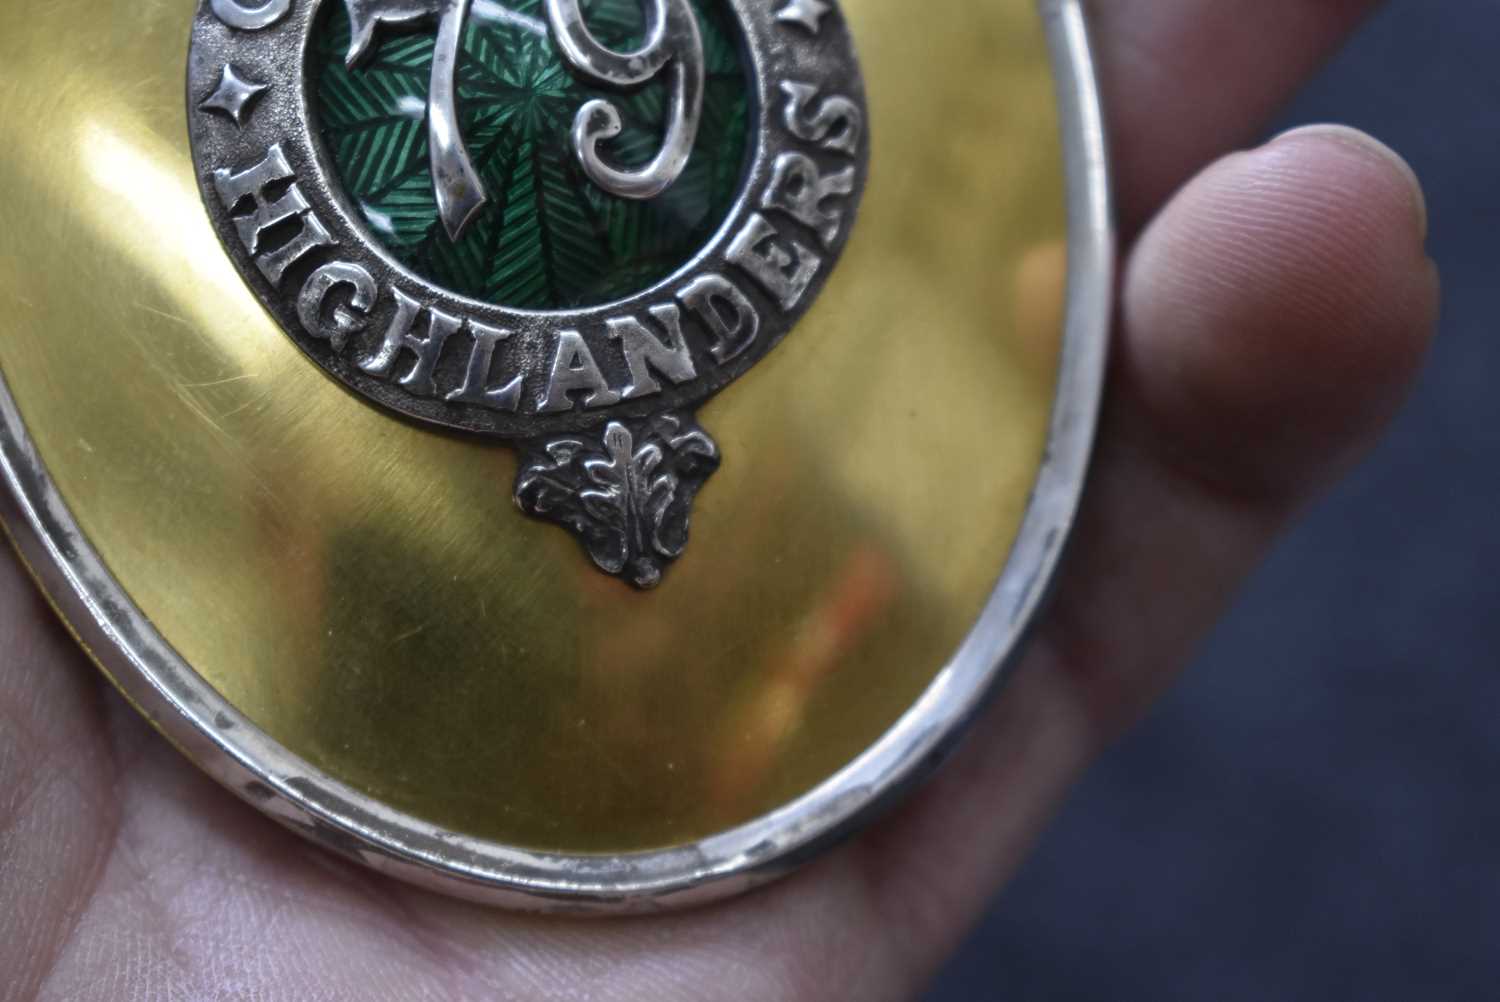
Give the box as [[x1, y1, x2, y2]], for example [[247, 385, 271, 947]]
[[189, 0, 869, 587]]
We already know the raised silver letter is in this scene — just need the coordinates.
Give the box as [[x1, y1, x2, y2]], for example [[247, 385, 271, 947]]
[[607, 305, 697, 400], [726, 213, 821, 311], [780, 80, 862, 156], [540, 330, 623, 412], [763, 152, 855, 248], [679, 273, 759, 363], [447, 322, 524, 412], [359, 288, 461, 397], [298, 261, 376, 353], [212, 144, 336, 287]]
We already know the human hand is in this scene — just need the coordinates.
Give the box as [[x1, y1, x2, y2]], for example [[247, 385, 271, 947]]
[[1, 2, 1440, 998]]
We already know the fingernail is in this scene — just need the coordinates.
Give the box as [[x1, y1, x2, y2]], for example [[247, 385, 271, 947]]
[[1270, 123, 1428, 242]]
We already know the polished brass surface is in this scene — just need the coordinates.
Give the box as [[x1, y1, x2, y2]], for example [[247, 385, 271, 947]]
[[0, 0, 1066, 852]]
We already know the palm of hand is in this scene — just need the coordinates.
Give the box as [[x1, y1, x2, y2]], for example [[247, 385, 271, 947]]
[[1, 2, 1438, 999]]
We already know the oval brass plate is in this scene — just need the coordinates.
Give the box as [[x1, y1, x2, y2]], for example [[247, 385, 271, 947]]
[[0, 0, 1110, 910]]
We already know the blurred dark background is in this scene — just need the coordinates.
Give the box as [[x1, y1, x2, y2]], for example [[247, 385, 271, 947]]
[[926, 3, 1500, 999]]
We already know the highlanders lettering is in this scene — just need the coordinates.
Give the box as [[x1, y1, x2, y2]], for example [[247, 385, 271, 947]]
[[332, 278, 769, 415], [211, 67, 864, 418]]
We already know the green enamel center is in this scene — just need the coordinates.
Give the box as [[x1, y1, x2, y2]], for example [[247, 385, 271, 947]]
[[314, 0, 751, 311]]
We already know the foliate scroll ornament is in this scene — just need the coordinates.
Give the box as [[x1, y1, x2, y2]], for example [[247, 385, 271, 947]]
[[514, 414, 719, 588]]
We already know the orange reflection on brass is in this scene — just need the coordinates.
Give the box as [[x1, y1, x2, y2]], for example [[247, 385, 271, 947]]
[[711, 546, 901, 817]]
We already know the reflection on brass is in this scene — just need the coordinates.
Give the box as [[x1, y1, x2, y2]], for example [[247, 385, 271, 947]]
[[0, 0, 1066, 852]]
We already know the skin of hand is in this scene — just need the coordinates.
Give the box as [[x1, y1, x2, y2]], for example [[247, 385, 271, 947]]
[[0, 2, 1441, 999]]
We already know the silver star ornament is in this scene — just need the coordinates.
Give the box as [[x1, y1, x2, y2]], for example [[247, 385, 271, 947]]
[[199, 63, 269, 127]]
